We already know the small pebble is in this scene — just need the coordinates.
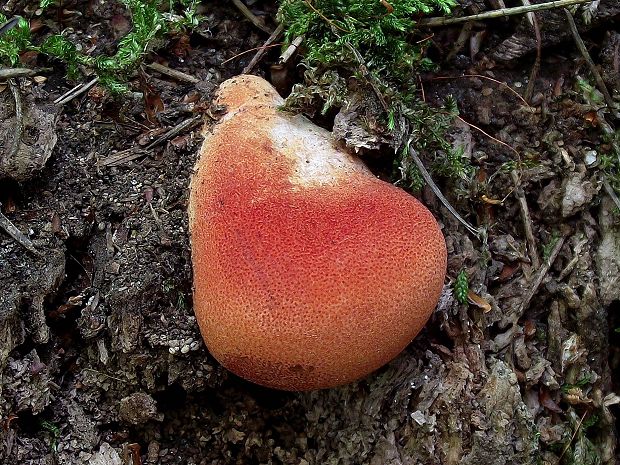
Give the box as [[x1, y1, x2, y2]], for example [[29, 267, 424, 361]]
[[584, 149, 597, 166]]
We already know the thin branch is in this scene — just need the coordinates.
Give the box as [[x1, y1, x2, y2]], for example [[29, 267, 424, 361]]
[[417, 73, 426, 102], [408, 146, 481, 238], [99, 115, 202, 167], [54, 77, 99, 105], [0, 67, 37, 80], [145, 114, 202, 150], [230, 0, 272, 34], [98, 148, 148, 168], [564, 8, 620, 118], [344, 41, 389, 112], [242, 23, 284, 73], [303, 0, 350, 33], [417, 0, 592, 27], [558, 236, 587, 281], [523, 6, 542, 103], [279, 35, 304, 64], [512, 231, 567, 320], [558, 410, 589, 462], [223, 43, 282, 66], [603, 180, 620, 212], [511, 170, 541, 269], [445, 22, 473, 62], [0, 202, 39, 256], [0, 16, 21, 37], [145, 62, 199, 83], [8, 79, 24, 163]]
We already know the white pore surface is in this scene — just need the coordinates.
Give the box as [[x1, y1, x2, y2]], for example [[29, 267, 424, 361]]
[[270, 114, 370, 188]]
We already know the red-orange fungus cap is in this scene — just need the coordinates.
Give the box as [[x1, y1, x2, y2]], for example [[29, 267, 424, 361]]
[[188, 75, 447, 391]]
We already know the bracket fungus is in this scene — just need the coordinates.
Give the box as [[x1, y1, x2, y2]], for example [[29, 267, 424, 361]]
[[189, 75, 447, 391]]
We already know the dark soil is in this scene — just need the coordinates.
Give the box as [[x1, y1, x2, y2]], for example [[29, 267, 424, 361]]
[[1, 1, 619, 464]]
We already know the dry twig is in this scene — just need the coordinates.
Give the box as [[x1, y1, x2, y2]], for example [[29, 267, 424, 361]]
[[418, 0, 592, 26], [512, 231, 567, 321], [8, 79, 24, 163], [511, 170, 541, 269], [345, 41, 389, 112], [243, 23, 284, 73], [230, 0, 272, 34], [145, 114, 202, 150], [602, 180, 620, 212], [98, 148, 149, 167], [558, 236, 587, 281], [280, 35, 304, 64], [558, 410, 589, 462], [0, 68, 37, 80], [302, 0, 349, 33], [146, 62, 199, 83], [0, 202, 39, 255], [98, 115, 202, 167], [54, 77, 99, 105], [408, 146, 481, 239], [446, 22, 474, 62], [0, 16, 21, 36], [222, 43, 280, 65], [523, 5, 542, 103], [564, 8, 620, 118]]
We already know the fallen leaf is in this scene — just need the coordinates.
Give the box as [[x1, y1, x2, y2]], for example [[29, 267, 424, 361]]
[[467, 290, 492, 312], [539, 388, 563, 413], [481, 194, 503, 205]]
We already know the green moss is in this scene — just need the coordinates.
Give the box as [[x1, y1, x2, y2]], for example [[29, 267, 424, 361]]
[[278, 0, 474, 186], [454, 269, 469, 304], [542, 231, 561, 263], [39, 420, 60, 452], [0, 15, 31, 66], [0, 0, 202, 92], [278, 0, 452, 82]]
